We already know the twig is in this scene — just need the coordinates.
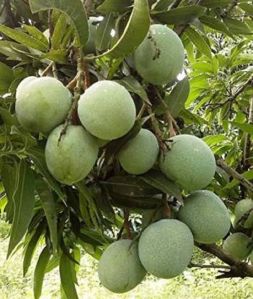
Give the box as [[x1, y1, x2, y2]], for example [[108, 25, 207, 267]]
[[147, 105, 165, 150], [41, 61, 54, 77], [189, 262, 230, 270], [123, 209, 132, 239], [170, 0, 183, 9], [58, 49, 84, 141], [243, 97, 253, 169], [136, 103, 147, 120], [217, 159, 253, 193], [197, 243, 253, 278]]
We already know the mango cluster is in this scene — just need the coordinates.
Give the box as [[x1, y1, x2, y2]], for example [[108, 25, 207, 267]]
[[14, 23, 235, 294]]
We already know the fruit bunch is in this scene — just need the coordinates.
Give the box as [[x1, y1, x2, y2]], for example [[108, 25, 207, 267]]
[[14, 24, 253, 294]]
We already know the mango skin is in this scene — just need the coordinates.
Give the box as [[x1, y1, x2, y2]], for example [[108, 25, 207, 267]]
[[118, 129, 159, 175], [45, 125, 98, 185], [78, 80, 136, 140], [178, 190, 231, 244], [15, 77, 72, 133], [223, 233, 251, 260], [234, 199, 253, 229], [16, 76, 37, 99], [138, 219, 194, 278], [98, 239, 146, 293], [159, 134, 216, 191], [134, 24, 185, 85]]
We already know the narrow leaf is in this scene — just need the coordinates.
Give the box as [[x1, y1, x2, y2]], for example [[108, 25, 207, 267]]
[[29, 0, 89, 48], [200, 16, 232, 36], [224, 18, 252, 35], [51, 14, 68, 49], [231, 122, 253, 135], [8, 160, 35, 257], [103, 0, 150, 58], [153, 6, 206, 25], [33, 247, 51, 299], [140, 170, 182, 202], [116, 76, 151, 104], [36, 179, 58, 254], [97, 0, 131, 13], [23, 223, 44, 276], [155, 77, 190, 117], [0, 25, 48, 51], [60, 253, 79, 299], [200, 0, 232, 8], [95, 13, 115, 51], [185, 27, 212, 59], [26, 146, 65, 200]]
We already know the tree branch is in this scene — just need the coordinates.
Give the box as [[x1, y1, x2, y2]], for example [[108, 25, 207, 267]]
[[189, 262, 230, 270], [217, 159, 253, 193], [197, 243, 253, 278]]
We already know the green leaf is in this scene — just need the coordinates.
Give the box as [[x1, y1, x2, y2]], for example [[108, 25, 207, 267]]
[[33, 246, 51, 299], [104, 176, 159, 197], [152, 0, 174, 11], [102, 0, 150, 58], [23, 223, 44, 276], [95, 13, 115, 51], [239, 3, 253, 15], [200, 16, 231, 36], [231, 122, 253, 135], [42, 49, 68, 64], [116, 75, 151, 105], [180, 109, 209, 125], [22, 24, 49, 49], [29, 0, 89, 48], [26, 146, 65, 200], [51, 14, 68, 49], [224, 170, 253, 190], [155, 77, 190, 117], [1, 160, 18, 222], [153, 5, 206, 25], [200, 0, 232, 8], [224, 18, 252, 35], [36, 179, 58, 254], [60, 253, 79, 299], [8, 160, 35, 257], [0, 25, 48, 52], [97, 0, 132, 13], [140, 170, 183, 202], [0, 62, 14, 93], [185, 27, 212, 59]]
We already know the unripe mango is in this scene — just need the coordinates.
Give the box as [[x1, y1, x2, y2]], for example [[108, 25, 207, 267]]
[[16, 76, 36, 99], [138, 219, 194, 278], [178, 190, 231, 244], [159, 134, 216, 191], [223, 233, 251, 260], [134, 24, 185, 85], [98, 239, 146, 293], [45, 125, 98, 185], [78, 80, 136, 140], [15, 77, 72, 133], [118, 129, 159, 175], [234, 199, 253, 228]]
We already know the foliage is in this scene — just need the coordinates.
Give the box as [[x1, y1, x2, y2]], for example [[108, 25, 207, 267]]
[[0, 0, 253, 298]]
